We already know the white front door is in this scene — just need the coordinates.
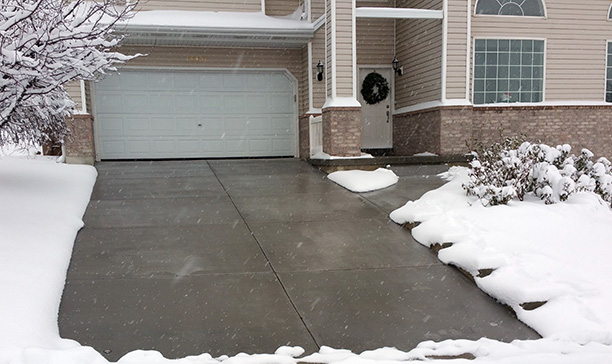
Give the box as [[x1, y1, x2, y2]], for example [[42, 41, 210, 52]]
[[358, 67, 393, 149]]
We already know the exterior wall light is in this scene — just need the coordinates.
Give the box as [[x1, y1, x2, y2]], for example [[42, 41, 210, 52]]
[[317, 60, 324, 81], [392, 57, 403, 76]]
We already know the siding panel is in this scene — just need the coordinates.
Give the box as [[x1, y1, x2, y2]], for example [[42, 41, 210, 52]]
[[137, 0, 261, 12], [396, 0, 443, 108]]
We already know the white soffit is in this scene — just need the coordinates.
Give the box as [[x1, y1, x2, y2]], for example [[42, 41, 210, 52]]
[[355, 7, 443, 19]]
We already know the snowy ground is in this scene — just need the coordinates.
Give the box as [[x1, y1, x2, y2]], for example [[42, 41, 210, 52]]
[[2, 158, 612, 363]]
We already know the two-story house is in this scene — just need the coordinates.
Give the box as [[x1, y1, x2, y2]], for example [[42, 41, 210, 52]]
[[64, 0, 612, 164]]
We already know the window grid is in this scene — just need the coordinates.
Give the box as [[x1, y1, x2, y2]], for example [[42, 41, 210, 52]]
[[606, 42, 612, 103], [473, 39, 545, 105], [475, 0, 545, 17]]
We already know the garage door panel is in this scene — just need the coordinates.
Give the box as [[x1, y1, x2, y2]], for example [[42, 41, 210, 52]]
[[271, 116, 294, 132], [247, 117, 272, 133], [96, 94, 123, 111], [223, 74, 246, 90], [199, 74, 224, 90], [150, 118, 175, 133], [247, 74, 271, 90], [96, 70, 295, 159], [273, 138, 293, 152], [248, 95, 269, 113], [249, 139, 272, 153], [173, 73, 199, 89], [271, 74, 294, 92], [200, 95, 223, 112], [126, 139, 151, 155], [120, 73, 148, 89], [271, 95, 293, 113], [176, 94, 199, 110], [149, 94, 175, 113]]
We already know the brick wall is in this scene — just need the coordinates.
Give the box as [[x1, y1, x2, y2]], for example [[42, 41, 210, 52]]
[[394, 105, 612, 159], [299, 115, 310, 159], [322, 107, 362, 157], [64, 114, 95, 165], [393, 108, 441, 156]]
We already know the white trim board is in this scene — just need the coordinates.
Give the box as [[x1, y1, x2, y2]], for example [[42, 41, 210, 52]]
[[355, 7, 443, 19]]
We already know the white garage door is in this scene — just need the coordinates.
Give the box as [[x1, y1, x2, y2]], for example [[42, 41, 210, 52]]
[[94, 69, 296, 159]]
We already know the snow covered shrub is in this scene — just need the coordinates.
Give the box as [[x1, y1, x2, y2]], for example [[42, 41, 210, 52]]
[[0, 0, 139, 147], [464, 140, 612, 206]]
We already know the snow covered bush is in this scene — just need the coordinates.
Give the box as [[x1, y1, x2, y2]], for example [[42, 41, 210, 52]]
[[464, 140, 612, 206], [0, 0, 139, 147]]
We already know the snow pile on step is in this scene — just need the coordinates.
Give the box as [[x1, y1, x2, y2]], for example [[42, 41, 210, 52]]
[[328, 168, 398, 192]]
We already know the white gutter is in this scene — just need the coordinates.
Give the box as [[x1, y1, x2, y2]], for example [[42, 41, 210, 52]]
[[355, 7, 443, 19]]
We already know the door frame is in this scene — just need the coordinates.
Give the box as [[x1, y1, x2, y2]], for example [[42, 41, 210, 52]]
[[358, 64, 394, 149], [91, 66, 299, 161]]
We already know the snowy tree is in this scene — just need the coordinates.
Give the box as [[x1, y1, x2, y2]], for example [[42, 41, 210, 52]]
[[0, 0, 139, 146]]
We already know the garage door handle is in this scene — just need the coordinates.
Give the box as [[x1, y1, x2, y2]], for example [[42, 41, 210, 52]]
[[386, 110, 389, 123], [197, 124, 202, 127]]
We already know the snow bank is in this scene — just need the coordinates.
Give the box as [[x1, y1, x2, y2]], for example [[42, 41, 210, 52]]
[[328, 168, 398, 192], [310, 152, 374, 160], [0, 157, 97, 362], [391, 166, 612, 345]]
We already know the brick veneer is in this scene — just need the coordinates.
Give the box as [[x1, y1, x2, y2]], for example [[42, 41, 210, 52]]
[[322, 106, 362, 157], [394, 105, 612, 159], [64, 114, 95, 165], [299, 115, 310, 159]]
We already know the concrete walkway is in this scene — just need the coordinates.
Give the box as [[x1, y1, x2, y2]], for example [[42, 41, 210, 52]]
[[59, 159, 538, 361]]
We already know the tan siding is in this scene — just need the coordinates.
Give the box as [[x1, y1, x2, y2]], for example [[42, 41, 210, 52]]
[[266, 0, 301, 16], [396, 0, 443, 108], [311, 0, 325, 19], [117, 46, 301, 77], [446, 0, 468, 99], [471, 0, 612, 101], [300, 46, 309, 115], [312, 28, 327, 108], [334, 0, 355, 97], [65, 81, 82, 111], [356, 14, 394, 65], [137, 0, 261, 12]]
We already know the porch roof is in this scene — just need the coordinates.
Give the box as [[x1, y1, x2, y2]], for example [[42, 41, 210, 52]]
[[117, 10, 316, 48]]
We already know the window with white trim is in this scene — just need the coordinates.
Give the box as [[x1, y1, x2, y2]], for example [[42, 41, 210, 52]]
[[606, 42, 612, 102], [476, 0, 545, 17], [609, 3, 612, 19], [473, 39, 545, 105]]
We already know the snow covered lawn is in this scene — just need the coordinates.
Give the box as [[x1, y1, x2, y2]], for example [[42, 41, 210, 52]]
[[2, 158, 612, 363], [390, 166, 612, 360]]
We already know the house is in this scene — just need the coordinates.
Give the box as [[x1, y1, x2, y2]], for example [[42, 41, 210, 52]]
[[63, 0, 612, 165]]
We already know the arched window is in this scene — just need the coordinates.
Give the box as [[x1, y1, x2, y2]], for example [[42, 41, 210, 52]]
[[476, 0, 545, 17], [608, 3, 612, 19]]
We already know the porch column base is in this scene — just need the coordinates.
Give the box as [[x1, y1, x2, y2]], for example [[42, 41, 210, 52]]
[[64, 114, 95, 165], [322, 106, 362, 157]]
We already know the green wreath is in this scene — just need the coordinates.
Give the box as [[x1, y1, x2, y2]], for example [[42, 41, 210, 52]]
[[361, 72, 390, 105]]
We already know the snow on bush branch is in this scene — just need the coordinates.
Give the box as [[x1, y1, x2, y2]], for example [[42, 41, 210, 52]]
[[0, 0, 139, 146], [464, 138, 612, 206]]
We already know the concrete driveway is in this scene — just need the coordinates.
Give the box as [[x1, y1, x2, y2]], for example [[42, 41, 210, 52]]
[[59, 159, 538, 361]]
